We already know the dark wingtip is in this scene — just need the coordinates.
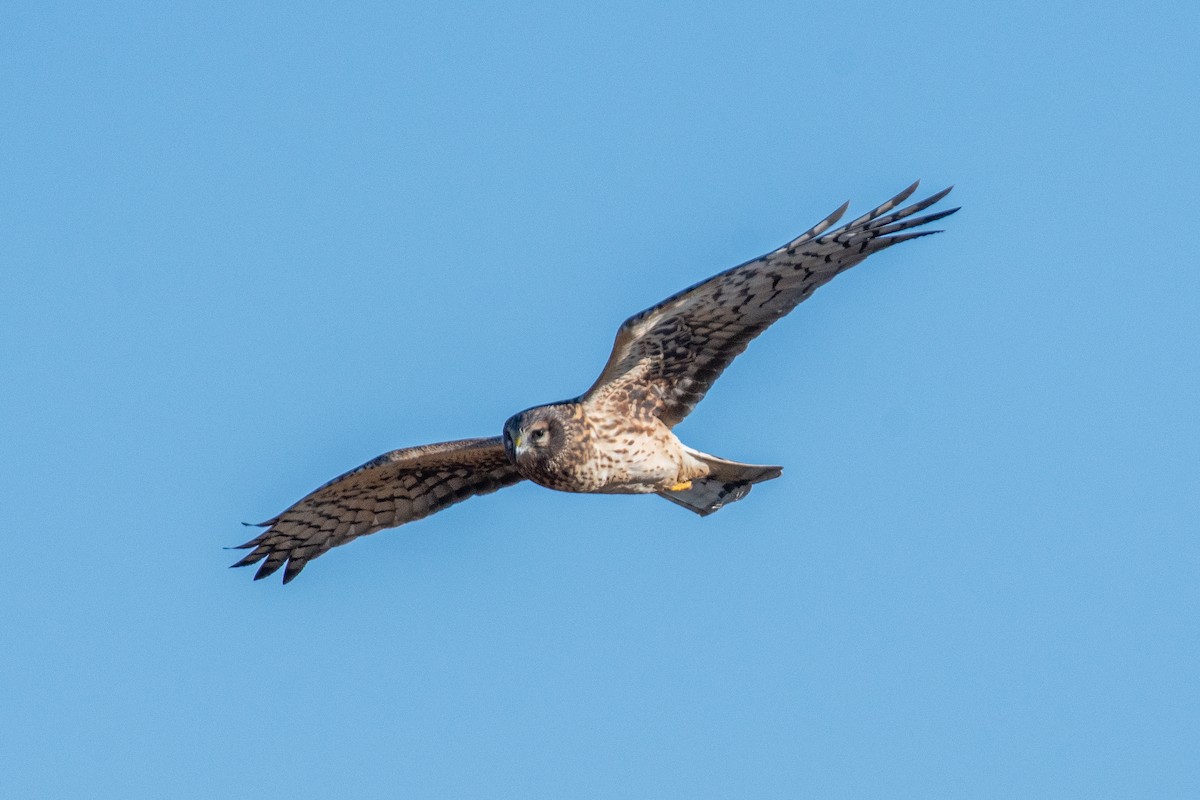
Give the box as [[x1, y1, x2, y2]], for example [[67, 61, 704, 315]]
[[826, 200, 852, 229], [787, 199, 851, 248], [924, 185, 955, 206], [889, 229, 945, 244], [230, 551, 262, 568], [281, 556, 309, 584], [893, 180, 922, 207], [253, 560, 283, 581]]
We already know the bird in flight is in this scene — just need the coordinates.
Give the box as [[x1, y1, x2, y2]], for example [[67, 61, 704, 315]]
[[232, 182, 957, 583]]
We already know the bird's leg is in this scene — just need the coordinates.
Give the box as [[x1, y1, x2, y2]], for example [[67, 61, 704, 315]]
[[667, 480, 693, 491]]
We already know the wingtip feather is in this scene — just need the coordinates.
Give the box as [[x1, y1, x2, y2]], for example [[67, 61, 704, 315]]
[[230, 550, 264, 568], [882, 229, 944, 246], [894, 180, 922, 206], [923, 185, 954, 207], [845, 181, 922, 229], [872, 206, 960, 237], [253, 559, 283, 581]]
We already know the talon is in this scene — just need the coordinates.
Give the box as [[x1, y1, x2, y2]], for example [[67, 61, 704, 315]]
[[668, 480, 693, 492]]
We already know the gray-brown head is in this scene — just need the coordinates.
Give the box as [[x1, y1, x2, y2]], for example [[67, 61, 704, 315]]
[[502, 403, 579, 483]]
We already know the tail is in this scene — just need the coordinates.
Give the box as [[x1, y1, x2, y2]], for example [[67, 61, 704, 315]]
[[657, 449, 782, 517]]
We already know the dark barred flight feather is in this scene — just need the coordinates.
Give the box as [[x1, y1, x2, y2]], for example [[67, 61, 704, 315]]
[[231, 438, 522, 583], [583, 182, 957, 426]]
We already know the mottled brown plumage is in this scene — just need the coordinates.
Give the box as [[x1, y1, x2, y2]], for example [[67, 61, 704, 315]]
[[232, 439, 521, 584], [233, 182, 957, 582], [583, 182, 956, 426]]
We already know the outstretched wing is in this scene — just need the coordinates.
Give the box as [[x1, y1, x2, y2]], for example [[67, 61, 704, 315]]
[[582, 182, 957, 427], [231, 437, 522, 583]]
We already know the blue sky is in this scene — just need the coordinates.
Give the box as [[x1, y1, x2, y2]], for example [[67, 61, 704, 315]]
[[2, 1, 1198, 797]]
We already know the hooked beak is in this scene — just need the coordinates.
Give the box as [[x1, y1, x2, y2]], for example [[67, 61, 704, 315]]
[[504, 428, 524, 462]]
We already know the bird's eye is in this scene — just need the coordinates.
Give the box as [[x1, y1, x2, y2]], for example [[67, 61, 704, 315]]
[[532, 428, 547, 441]]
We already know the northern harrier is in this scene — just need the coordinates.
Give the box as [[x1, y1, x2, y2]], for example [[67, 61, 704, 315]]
[[233, 182, 957, 583]]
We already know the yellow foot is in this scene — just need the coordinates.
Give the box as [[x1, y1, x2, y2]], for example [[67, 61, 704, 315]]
[[668, 480, 693, 492]]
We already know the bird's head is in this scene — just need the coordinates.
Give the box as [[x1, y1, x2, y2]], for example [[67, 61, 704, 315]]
[[502, 404, 571, 469]]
